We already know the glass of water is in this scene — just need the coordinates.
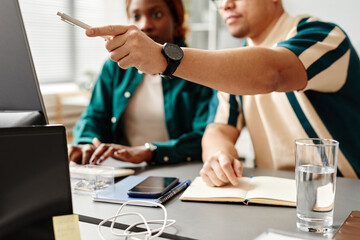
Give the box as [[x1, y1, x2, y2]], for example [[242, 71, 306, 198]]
[[295, 138, 339, 233]]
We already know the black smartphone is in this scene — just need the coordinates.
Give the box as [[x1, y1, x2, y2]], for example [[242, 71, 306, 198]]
[[127, 176, 179, 198]]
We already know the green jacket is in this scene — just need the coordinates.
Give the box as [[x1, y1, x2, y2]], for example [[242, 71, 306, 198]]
[[73, 59, 213, 164]]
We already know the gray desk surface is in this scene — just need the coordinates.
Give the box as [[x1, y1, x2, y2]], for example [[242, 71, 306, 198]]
[[73, 160, 360, 240]]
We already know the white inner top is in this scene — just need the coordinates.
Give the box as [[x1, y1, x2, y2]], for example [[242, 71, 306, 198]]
[[121, 73, 169, 146]]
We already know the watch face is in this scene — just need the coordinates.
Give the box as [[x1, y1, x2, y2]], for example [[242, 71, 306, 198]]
[[164, 43, 183, 61]]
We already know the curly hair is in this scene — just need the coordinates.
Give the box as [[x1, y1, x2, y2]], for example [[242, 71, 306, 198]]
[[125, 0, 188, 42]]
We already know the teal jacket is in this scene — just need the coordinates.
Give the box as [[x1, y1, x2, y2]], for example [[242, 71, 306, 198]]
[[73, 59, 213, 164]]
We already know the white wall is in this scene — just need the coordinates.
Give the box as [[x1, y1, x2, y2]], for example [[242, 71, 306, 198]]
[[103, 0, 127, 25], [283, 0, 360, 53]]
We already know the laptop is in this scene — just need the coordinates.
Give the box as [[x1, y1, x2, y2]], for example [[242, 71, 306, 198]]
[[0, 125, 73, 240]]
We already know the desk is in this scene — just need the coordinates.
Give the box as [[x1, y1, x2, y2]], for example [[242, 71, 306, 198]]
[[73, 161, 360, 240]]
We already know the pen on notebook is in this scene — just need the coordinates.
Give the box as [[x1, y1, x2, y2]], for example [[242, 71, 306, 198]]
[[157, 180, 191, 203]]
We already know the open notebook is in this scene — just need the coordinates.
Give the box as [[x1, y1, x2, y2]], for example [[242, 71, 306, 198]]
[[180, 176, 296, 207]]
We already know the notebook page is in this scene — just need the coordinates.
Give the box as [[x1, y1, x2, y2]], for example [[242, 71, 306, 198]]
[[245, 176, 296, 203], [181, 177, 250, 200]]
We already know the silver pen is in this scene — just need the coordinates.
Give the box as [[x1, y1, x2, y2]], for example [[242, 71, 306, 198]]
[[57, 12, 107, 39]]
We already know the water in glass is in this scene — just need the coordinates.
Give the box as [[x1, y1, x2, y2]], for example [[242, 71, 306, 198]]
[[296, 165, 336, 233]]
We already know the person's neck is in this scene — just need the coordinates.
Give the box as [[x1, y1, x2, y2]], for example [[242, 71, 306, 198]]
[[249, 9, 284, 46]]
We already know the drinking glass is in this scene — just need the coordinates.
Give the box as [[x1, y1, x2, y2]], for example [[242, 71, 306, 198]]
[[295, 138, 339, 233]]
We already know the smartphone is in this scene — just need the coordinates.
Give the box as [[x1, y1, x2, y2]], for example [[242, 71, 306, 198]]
[[127, 176, 179, 198]]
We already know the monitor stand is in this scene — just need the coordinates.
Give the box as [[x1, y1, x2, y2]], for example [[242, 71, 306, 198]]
[[0, 111, 47, 127]]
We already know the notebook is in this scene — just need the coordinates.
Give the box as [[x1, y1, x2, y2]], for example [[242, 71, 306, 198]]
[[0, 125, 73, 239], [180, 176, 296, 207], [93, 175, 190, 207]]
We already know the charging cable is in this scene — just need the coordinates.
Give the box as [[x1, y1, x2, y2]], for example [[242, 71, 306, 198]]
[[97, 200, 176, 240]]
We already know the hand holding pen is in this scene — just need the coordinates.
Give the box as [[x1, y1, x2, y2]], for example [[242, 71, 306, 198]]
[[85, 24, 167, 76], [57, 12, 167, 76]]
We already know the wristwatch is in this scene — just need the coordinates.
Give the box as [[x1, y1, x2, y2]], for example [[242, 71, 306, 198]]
[[160, 42, 184, 78], [144, 142, 157, 152]]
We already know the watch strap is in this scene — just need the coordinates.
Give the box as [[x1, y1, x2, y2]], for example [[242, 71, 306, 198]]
[[161, 56, 180, 78]]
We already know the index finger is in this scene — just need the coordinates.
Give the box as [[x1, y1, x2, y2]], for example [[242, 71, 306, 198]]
[[90, 144, 108, 164], [218, 154, 239, 186], [86, 25, 128, 37]]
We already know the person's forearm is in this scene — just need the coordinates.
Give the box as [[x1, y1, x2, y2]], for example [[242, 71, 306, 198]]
[[201, 124, 239, 162], [175, 46, 306, 95], [86, 25, 306, 95]]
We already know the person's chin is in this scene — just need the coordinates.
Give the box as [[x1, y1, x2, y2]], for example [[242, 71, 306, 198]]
[[225, 24, 247, 38], [226, 28, 241, 38]]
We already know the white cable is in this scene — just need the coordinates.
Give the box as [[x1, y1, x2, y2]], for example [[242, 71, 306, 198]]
[[97, 200, 176, 240]]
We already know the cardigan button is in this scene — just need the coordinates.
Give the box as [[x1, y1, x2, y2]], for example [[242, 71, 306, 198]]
[[111, 117, 116, 123], [163, 156, 169, 162], [124, 92, 131, 98]]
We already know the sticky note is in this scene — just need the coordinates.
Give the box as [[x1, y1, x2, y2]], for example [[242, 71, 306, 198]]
[[52, 214, 81, 240]]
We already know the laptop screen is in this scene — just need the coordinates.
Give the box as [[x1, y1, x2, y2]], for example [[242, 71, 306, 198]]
[[0, 125, 73, 239]]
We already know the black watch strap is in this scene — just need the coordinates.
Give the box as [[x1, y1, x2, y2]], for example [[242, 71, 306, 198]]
[[161, 59, 180, 78]]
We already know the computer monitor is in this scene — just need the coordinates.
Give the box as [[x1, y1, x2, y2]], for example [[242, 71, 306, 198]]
[[0, 0, 48, 127], [0, 125, 73, 240]]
